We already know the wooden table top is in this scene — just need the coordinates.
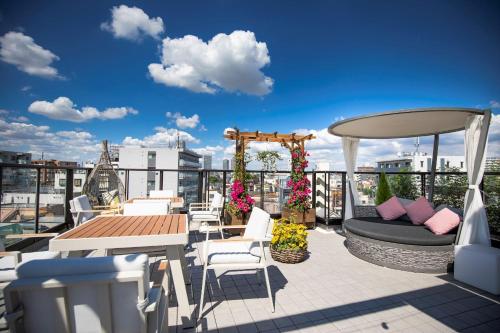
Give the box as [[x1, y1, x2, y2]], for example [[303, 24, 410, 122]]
[[59, 214, 187, 240]]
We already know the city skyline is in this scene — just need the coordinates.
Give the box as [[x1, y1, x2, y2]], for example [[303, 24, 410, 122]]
[[0, 1, 499, 169]]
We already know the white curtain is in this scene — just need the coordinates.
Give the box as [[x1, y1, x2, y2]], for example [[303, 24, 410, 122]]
[[458, 114, 491, 245], [342, 137, 360, 220]]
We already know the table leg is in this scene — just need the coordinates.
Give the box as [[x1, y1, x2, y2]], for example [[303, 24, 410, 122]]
[[166, 245, 193, 328], [179, 246, 191, 285]]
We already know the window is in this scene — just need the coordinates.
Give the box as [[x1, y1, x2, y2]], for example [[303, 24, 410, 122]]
[[446, 161, 450, 167], [74, 179, 82, 187], [420, 161, 424, 168], [59, 179, 66, 187], [461, 161, 464, 168]]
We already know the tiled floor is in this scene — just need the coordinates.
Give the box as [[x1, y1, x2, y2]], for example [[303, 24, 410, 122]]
[[163, 226, 500, 333]]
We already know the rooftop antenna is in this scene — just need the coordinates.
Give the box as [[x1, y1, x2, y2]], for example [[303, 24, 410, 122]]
[[415, 137, 420, 154]]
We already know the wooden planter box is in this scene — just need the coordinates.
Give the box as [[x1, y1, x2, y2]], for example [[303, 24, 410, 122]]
[[224, 211, 249, 235], [281, 207, 316, 229]]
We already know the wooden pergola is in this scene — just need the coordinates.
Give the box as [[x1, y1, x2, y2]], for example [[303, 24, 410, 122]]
[[224, 130, 316, 155]]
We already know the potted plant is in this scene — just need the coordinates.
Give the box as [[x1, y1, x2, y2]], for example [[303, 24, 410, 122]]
[[225, 152, 254, 234], [270, 217, 308, 263], [282, 148, 315, 227]]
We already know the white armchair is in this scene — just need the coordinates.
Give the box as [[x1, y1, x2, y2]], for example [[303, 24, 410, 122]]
[[150, 190, 174, 198], [123, 201, 170, 216], [198, 207, 274, 319], [4, 254, 170, 333], [0, 233, 60, 286], [189, 192, 224, 237], [70, 194, 119, 226]]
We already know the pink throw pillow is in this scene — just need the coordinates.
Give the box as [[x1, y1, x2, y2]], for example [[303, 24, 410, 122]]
[[424, 208, 460, 235], [376, 196, 406, 220], [405, 197, 435, 225]]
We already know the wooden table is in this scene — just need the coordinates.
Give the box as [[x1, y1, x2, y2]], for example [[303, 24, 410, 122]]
[[49, 214, 194, 327], [127, 197, 185, 209]]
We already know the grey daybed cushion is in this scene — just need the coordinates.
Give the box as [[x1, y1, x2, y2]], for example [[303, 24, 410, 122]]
[[344, 217, 457, 246]]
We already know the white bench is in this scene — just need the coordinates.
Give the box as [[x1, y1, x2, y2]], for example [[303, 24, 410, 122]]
[[455, 244, 500, 295]]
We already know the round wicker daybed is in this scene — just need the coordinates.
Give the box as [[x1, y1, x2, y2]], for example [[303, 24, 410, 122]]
[[328, 107, 493, 274], [344, 215, 457, 273]]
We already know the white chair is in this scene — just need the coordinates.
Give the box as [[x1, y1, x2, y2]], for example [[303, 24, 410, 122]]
[[189, 192, 224, 237], [123, 202, 170, 216], [0, 233, 60, 286], [199, 207, 274, 319], [70, 194, 118, 226], [150, 190, 174, 198], [3, 254, 170, 333]]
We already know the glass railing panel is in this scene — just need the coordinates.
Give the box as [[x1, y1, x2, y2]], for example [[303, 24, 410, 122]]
[[263, 172, 290, 215], [484, 173, 499, 239], [36, 168, 66, 231], [0, 167, 38, 246], [431, 173, 467, 208]]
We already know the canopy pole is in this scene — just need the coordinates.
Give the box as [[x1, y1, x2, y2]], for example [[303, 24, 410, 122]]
[[428, 134, 439, 202]]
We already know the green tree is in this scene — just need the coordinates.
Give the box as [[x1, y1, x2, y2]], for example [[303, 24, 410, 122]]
[[484, 163, 500, 235], [433, 167, 467, 208], [389, 168, 419, 200], [375, 172, 393, 205]]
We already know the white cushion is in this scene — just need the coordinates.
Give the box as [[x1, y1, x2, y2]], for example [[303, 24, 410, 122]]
[[150, 190, 174, 198], [206, 241, 261, 264], [73, 194, 94, 222], [123, 202, 169, 216], [244, 207, 271, 240], [455, 244, 500, 295], [0, 251, 60, 282]]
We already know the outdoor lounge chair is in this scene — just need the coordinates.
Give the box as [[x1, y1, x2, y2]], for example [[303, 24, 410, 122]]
[[0, 232, 60, 286], [189, 192, 224, 237], [70, 194, 119, 226], [150, 190, 174, 198], [123, 201, 170, 216], [198, 207, 274, 319], [3, 254, 170, 333]]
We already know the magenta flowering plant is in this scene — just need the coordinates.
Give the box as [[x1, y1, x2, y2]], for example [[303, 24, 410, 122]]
[[286, 148, 311, 212], [226, 179, 255, 217]]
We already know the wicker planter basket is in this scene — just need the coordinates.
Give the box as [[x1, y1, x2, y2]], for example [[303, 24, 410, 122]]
[[270, 246, 308, 264]]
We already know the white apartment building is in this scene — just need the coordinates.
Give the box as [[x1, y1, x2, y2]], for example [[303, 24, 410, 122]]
[[118, 145, 201, 204], [376, 152, 466, 172]]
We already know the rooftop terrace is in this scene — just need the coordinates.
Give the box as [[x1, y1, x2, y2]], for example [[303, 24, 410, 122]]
[[161, 223, 500, 333]]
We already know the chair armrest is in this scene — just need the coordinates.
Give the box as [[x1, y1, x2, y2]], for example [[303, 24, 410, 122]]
[[189, 202, 210, 207], [210, 238, 255, 243], [221, 225, 247, 229], [5, 233, 58, 239], [0, 251, 22, 265], [143, 260, 169, 313]]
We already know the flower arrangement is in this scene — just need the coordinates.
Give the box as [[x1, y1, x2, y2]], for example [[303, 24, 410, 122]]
[[271, 218, 308, 251], [286, 148, 312, 212], [226, 179, 255, 216], [226, 151, 254, 217]]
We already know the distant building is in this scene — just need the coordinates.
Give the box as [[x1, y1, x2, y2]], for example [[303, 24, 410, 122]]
[[230, 156, 236, 170], [0, 150, 33, 190], [202, 155, 212, 170], [118, 144, 201, 204], [32, 159, 78, 186], [486, 157, 499, 171], [376, 152, 465, 172], [223, 159, 230, 170]]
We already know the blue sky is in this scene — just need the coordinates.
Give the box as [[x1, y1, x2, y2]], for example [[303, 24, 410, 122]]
[[0, 0, 499, 168]]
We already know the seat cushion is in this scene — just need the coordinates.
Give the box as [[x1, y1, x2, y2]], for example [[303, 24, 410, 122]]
[[344, 217, 457, 246], [0, 251, 60, 282], [206, 241, 261, 264]]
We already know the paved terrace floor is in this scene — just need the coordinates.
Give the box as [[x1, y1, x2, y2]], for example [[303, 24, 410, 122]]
[[159, 227, 500, 333]]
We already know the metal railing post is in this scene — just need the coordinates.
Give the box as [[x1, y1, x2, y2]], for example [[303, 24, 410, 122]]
[[259, 171, 264, 209], [312, 172, 316, 208], [222, 171, 227, 199], [159, 171, 164, 190], [125, 170, 130, 200], [198, 171, 204, 203], [34, 168, 41, 233], [0, 167, 2, 222], [64, 169, 74, 227], [421, 173, 426, 198], [341, 172, 346, 221]]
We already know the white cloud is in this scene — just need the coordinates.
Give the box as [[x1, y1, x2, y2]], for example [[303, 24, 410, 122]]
[[21, 85, 31, 92], [122, 127, 200, 147], [166, 112, 200, 129], [193, 145, 224, 156], [0, 32, 62, 79], [199, 125, 207, 132], [490, 100, 500, 109], [101, 5, 164, 41], [28, 97, 138, 122], [148, 30, 273, 96], [0, 119, 99, 161], [12, 116, 29, 122]]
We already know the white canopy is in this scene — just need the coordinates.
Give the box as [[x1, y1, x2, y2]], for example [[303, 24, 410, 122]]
[[329, 107, 492, 246]]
